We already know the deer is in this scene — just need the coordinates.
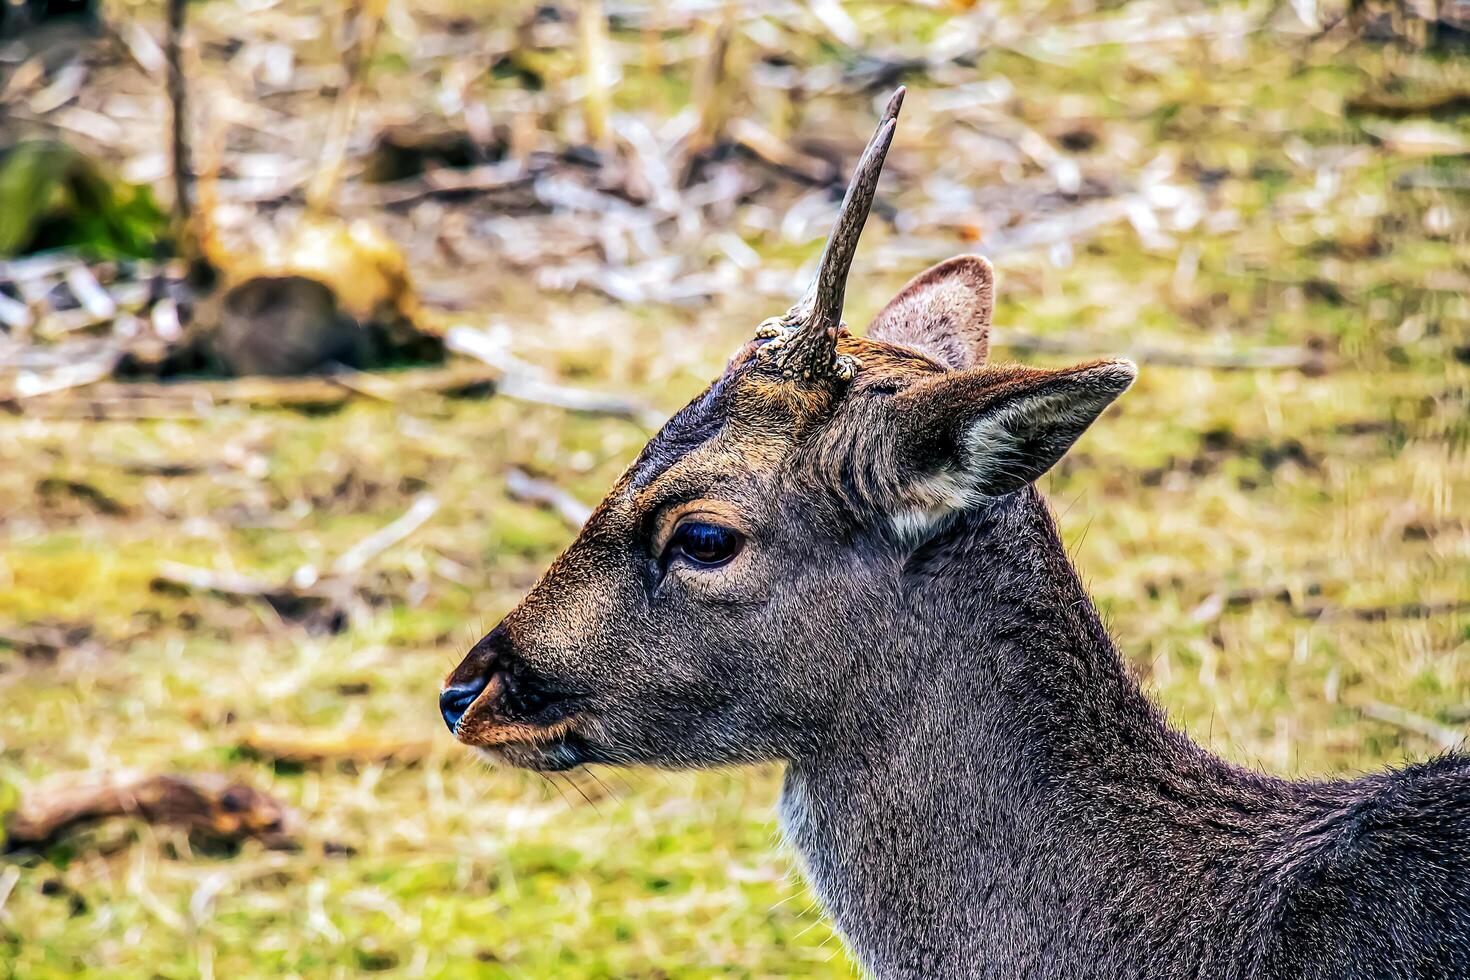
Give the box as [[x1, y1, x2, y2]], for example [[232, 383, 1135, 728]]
[[440, 88, 1470, 978]]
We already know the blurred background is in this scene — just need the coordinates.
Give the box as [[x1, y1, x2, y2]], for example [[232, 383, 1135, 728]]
[[0, 0, 1467, 975]]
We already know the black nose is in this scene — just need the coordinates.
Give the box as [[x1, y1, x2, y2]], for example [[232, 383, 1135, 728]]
[[440, 678, 487, 733]]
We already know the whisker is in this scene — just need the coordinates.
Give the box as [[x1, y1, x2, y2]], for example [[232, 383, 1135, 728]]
[[539, 772, 573, 810], [584, 769, 618, 804], [559, 773, 602, 815]]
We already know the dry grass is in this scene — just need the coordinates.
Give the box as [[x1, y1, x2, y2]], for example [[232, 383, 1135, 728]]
[[2, 0, 1468, 976]]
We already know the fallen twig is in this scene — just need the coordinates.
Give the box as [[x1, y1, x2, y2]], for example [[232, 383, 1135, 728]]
[[331, 494, 439, 575], [0, 622, 95, 664], [728, 118, 836, 185], [63, 265, 116, 320], [446, 325, 664, 427], [1295, 599, 1470, 623], [1191, 585, 1469, 624], [237, 725, 432, 768], [495, 372, 665, 429], [997, 331, 1328, 373], [153, 494, 440, 630], [1361, 119, 1470, 158], [1347, 89, 1470, 119], [151, 562, 349, 634], [1357, 700, 1465, 752], [0, 291, 33, 331], [507, 467, 593, 529], [1020, 6, 1257, 57], [8, 351, 122, 399], [359, 162, 535, 208], [4, 771, 293, 850], [5, 364, 504, 419]]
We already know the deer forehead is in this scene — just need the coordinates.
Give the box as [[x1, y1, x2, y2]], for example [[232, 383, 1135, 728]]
[[631, 338, 936, 490], [530, 336, 947, 596], [622, 415, 790, 531]]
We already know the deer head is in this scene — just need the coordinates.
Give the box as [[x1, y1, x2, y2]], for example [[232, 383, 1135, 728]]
[[441, 88, 1135, 771]]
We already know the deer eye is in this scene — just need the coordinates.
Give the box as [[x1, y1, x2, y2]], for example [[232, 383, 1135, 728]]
[[667, 521, 743, 568]]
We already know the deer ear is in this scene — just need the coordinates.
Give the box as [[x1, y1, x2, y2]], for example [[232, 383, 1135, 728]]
[[865, 255, 994, 370], [884, 360, 1135, 536]]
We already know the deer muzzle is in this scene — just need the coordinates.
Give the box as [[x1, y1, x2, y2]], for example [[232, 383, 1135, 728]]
[[441, 624, 583, 751]]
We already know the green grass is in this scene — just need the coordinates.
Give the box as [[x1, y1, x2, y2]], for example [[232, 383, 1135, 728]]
[[2, 1, 1468, 976]]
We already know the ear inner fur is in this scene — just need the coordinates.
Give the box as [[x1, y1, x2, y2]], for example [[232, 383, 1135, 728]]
[[866, 255, 994, 370], [880, 360, 1136, 537]]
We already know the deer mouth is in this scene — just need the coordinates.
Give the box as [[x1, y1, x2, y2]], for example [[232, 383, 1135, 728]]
[[475, 728, 598, 772], [448, 661, 592, 766]]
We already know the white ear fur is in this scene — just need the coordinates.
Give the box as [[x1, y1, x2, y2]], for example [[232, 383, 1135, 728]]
[[888, 361, 1136, 542]]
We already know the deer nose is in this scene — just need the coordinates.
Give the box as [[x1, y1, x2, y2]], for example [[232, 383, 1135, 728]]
[[440, 678, 487, 732], [441, 624, 509, 733]]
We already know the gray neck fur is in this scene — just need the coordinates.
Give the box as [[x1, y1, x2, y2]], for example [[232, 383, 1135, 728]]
[[779, 488, 1470, 979]]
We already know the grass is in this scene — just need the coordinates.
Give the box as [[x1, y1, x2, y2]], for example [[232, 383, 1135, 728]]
[[1, 1, 1468, 976]]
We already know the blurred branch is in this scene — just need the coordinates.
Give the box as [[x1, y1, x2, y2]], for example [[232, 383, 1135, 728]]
[[507, 467, 593, 529], [237, 725, 433, 768], [110, 20, 167, 78], [165, 0, 195, 255], [683, 4, 738, 175], [579, 0, 613, 150], [1296, 599, 1470, 623], [493, 370, 666, 429], [4, 364, 500, 418], [356, 162, 534, 208], [152, 561, 350, 633], [996, 331, 1329, 373], [1356, 700, 1465, 752], [446, 325, 664, 427], [154, 493, 438, 631], [1191, 585, 1470, 624], [305, 0, 389, 213], [728, 118, 836, 184], [5, 772, 294, 851], [5, 350, 121, 399], [331, 493, 439, 575]]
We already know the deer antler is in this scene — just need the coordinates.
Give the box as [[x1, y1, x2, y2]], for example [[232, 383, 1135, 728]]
[[756, 87, 905, 382]]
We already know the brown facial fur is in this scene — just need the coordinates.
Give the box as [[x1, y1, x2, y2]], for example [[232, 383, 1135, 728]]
[[443, 256, 1132, 772]]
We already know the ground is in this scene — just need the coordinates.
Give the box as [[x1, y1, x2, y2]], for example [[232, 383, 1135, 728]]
[[1, 1, 1467, 977]]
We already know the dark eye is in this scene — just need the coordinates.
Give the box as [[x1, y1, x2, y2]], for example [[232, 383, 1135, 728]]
[[668, 521, 743, 568]]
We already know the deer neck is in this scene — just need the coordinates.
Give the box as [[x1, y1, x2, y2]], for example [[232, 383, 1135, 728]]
[[779, 486, 1246, 975]]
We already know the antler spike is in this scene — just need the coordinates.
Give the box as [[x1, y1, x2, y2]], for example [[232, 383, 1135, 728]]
[[757, 87, 905, 382]]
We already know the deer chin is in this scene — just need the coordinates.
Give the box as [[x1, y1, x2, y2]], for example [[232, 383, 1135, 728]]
[[464, 719, 596, 772]]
